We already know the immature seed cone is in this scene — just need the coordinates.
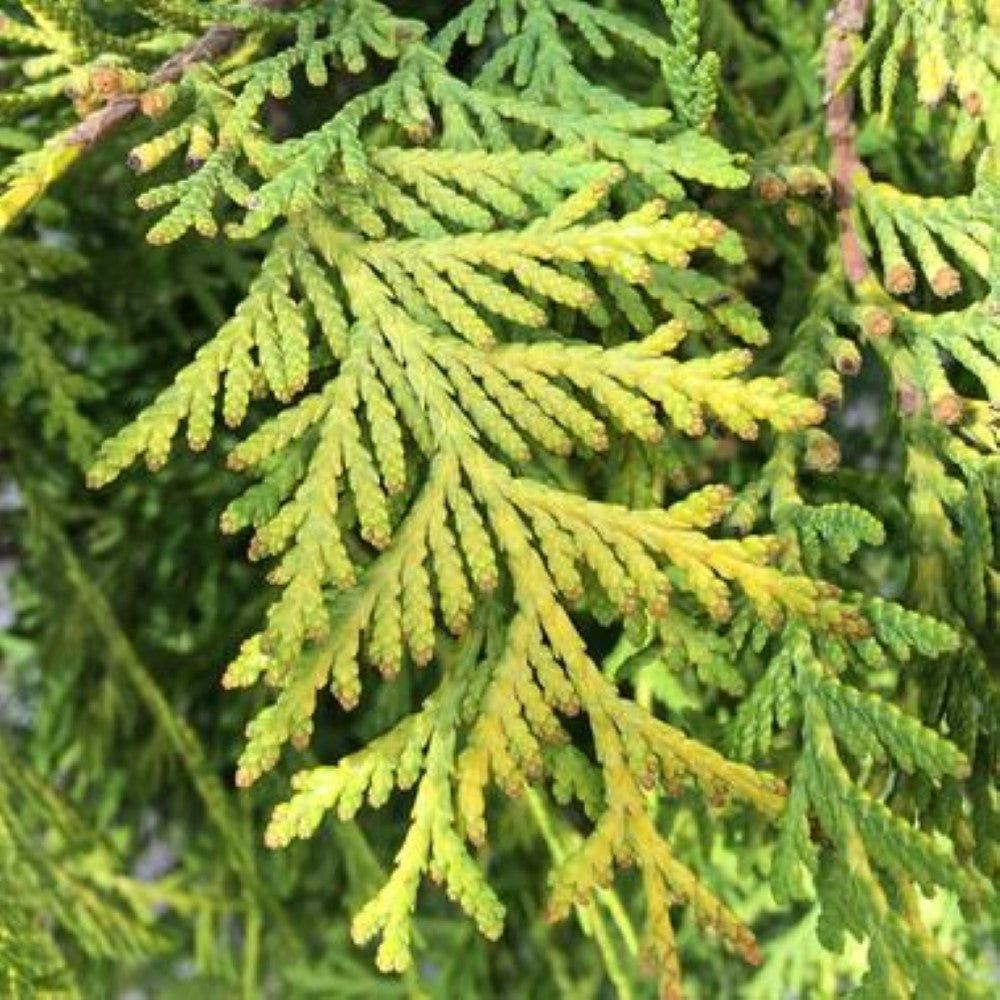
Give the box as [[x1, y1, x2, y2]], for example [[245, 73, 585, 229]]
[[835, 351, 861, 376], [962, 89, 985, 116], [90, 66, 123, 97], [931, 392, 963, 425], [930, 266, 961, 298], [140, 87, 173, 118], [754, 173, 787, 202], [886, 263, 916, 295], [804, 430, 841, 473], [860, 306, 893, 338]]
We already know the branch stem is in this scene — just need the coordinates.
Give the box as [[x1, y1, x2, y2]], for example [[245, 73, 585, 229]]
[[824, 0, 872, 285], [65, 0, 295, 147]]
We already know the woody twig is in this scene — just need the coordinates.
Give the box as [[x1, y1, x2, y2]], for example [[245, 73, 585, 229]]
[[824, 0, 872, 285]]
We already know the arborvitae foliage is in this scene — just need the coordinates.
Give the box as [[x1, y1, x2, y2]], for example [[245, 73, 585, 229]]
[[0, 1, 997, 996]]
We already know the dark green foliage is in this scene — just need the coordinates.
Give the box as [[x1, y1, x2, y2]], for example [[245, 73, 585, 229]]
[[1, 1, 997, 997]]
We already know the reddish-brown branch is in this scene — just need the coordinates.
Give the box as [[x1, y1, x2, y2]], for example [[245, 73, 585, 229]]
[[824, 0, 872, 285], [65, 0, 295, 148]]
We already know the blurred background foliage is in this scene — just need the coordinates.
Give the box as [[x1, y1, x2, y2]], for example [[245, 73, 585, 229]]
[[0, 1, 997, 997]]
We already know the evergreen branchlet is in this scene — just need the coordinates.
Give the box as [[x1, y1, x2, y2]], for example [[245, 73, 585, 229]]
[[1, 1, 997, 996]]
